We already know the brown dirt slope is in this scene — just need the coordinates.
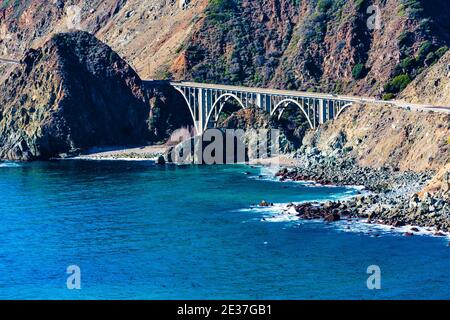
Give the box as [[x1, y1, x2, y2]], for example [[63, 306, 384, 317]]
[[303, 104, 450, 172], [0, 0, 207, 81]]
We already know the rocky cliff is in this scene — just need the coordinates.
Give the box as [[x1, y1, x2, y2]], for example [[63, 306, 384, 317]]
[[0, 31, 190, 161], [2, 0, 450, 98], [277, 105, 449, 232]]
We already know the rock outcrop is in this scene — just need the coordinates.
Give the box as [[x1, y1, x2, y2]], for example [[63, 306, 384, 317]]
[[421, 163, 450, 201], [166, 107, 308, 164], [276, 146, 449, 232], [0, 31, 151, 160], [146, 83, 194, 143], [274, 102, 450, 232]]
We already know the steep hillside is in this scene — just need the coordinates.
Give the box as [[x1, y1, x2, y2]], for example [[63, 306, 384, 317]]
[[0, 0, 207, 80], [421, 163, 450, 200], [1, 0, 450, 98], [302, 104, 449, 172], [400, 50, 450, 106], [180, 0, 450, 97]]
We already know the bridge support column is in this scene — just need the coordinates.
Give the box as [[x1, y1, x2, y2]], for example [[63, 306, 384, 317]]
[[318, 99, 329, 125], [256, 94, 263, 110], [197, 88, 205, 135]]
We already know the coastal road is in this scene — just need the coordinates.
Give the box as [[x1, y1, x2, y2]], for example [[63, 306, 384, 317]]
[[0, 57, 20, 65]]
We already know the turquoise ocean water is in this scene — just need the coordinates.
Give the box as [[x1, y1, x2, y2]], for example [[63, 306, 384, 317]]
[[0, 160, 449, 299]]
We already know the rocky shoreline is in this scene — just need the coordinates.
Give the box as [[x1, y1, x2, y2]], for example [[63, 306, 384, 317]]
[[269, 146, 450, 235]]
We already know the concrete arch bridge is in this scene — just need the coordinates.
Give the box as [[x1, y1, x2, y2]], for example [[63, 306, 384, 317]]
[[150, 81, 387, 135]]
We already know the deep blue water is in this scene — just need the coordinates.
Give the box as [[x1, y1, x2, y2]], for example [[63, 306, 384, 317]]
[[0, 160, 449, 300]]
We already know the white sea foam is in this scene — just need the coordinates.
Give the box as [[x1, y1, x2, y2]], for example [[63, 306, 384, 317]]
[[0, 162, 21, 168], [252, 165, 367, 193], [242, 199, 450, 241], [333, 218, 450, 240], [241, 202, 301, 223]]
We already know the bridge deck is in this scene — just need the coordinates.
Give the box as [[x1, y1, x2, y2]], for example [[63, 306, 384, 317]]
[[170, 81, 372, 103], [169, 81, 450, 114]]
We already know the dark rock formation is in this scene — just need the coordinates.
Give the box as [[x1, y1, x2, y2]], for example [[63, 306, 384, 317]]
[[0, 31, 193, 161], [0, 31, 151, 160], [275, 146, 450, 232], [221, 108, 306, 154], [146, 82, 194, 143]]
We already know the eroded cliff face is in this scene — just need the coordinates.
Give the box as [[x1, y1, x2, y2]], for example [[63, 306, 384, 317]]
[[181, 0, 450, 97], [0, 31, 151, 160], [2, 0, 450, 98], [302, 104, 449, 172], [421, 163, 450, 201]]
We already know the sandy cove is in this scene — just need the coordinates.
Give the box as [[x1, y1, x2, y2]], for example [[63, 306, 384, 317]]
[[72, 145, 168, 161]]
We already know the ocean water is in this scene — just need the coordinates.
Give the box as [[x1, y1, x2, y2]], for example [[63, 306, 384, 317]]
[[0, 160, 449, 300]]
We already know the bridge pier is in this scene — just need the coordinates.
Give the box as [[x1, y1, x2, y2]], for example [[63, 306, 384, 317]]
[[197, 88, 205, 135]]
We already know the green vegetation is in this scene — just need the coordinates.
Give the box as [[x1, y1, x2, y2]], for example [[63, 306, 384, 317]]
[[154, 66, 173, 80], [354, 0, 365, 10], [352, 64, 366, 80], [1, 0, 31, 18], [1, 0, 13, 9], [417, 40, 433, 60], [398, 0, 424, 18], [384, 74, 411, 95], [317, 0, 333, 12], [207, 0, 238, 22], [391, 41, 448, 92], [382, 93, 395, 101]]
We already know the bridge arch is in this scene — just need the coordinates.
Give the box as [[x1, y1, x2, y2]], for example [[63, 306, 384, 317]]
[[335, 103, 353, 119], [271, 99, 314, 129], [204, 93, 246, 131], [172, 86, 200, 134]]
